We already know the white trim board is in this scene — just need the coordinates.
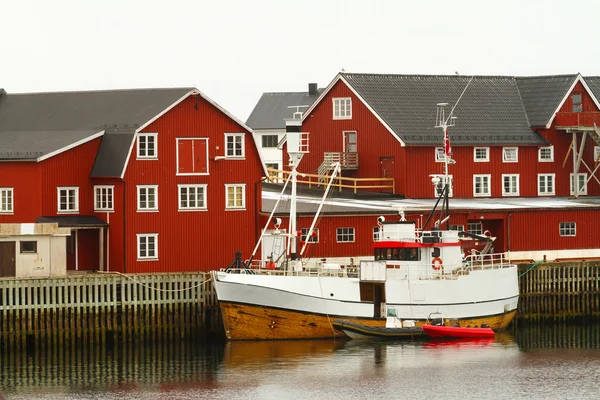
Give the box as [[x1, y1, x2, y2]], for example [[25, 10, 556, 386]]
[[37, 130, 105, 162]]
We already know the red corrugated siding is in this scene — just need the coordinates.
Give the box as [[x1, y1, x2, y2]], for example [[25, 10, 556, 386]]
[[0, 162, 41, 223], [124, 95, 263, 273]]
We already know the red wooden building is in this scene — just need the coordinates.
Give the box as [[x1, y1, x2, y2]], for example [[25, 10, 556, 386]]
[[254, 73, 600, 263], [0, 87, 266, 276]]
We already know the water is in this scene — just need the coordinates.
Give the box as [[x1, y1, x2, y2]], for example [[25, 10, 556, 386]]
[[1, 324, 600, 400]]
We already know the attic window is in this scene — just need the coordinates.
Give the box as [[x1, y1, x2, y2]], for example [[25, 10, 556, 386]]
[[333, 98, 352, 120], [572, 93, 583, 113], [137, 132, 158, 159]]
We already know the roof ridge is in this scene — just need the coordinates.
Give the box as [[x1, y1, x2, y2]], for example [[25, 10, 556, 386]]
[[341, 72, 518, 79], [6, 87, 194, 96]]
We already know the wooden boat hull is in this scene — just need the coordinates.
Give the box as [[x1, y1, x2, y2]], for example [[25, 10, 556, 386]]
[[219, 301, 517, 340], [332, 320, 425, 340], [422, 324, 495, 338]]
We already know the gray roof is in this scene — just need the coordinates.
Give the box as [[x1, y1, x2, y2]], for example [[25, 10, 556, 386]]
[[90, 129, 136, 178], [36, 215, 109, 227], [0, 88, 192, 161], [583, 76, 600, 106], [246, 90, 323, 130], [341, 73, 547, 146], [515, 75, 577, 127]]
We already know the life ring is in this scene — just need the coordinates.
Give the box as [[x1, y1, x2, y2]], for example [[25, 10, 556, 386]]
[[266, 260, 276, 270], [432, 257, 443, 270]]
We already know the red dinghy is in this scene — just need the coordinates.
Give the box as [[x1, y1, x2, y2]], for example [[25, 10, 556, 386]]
[[422, 325, 495, 338]]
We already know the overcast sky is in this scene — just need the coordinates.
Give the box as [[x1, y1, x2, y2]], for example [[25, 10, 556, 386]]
[[2, 0, 599, 121]]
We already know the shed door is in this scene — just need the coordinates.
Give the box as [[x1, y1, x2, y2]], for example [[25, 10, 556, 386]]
[[379, 157, 395, 192], [0, 242, 16, 277]]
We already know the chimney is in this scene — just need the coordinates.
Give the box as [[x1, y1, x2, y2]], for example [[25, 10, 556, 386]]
[[308, 83, 318, 96], [0, 89, 6, 98]]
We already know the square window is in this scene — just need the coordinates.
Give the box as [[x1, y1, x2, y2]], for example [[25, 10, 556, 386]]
[[137, 185, 158, 211], [474, 147, 489, 162], [432, 175, 453, 197], [0, 188, 13, 213], [225, 133, 245, 158], [226, 184, 246, 209], [57, 187, 79, 213], [262, 135, 279, 148], [178, 184, 207, 210], [468, 222, 482, 235], [559, 222, 576, 237], [435, 147, 445, 162], [570, 173, 587, 195], [336, 227, 355, 243], [503, 147, 518, 163], [333, 97, 352, 119], [502, 174, 519, 196], [20, 241, 37, 253], [94, 186, 114, 211], [473, 175, 491, 197], [137, 133, 158, 159], [539, 146, 554, 162], [538, 174, 555, 196], [301, 228, 319, 243], [137, 233, 158, 260]]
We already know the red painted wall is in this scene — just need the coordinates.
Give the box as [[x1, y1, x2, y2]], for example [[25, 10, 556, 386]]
[[0, 162, 41, 222], [123, 95, 264, 273]]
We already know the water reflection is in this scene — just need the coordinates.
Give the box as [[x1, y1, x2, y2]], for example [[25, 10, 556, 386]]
[[0, 324, 599, 399]]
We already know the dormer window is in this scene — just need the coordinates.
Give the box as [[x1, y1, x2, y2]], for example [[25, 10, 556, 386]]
[[572, 93, 583, 112]]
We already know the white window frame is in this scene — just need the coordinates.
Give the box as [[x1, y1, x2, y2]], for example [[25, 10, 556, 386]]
[[225, 133, 245, 158], [538, 174, 555, 196], [435, 147, 445, 162], [503, 147, 518, 163], [559, 222, 576, 237], [137, 233, 158, 260], [336, 227, 355, 243], [178, 184, 208, 211], [137, 132, 158, 160], [0, 187, 14, 214], [262, 134, 279, 148], [594, 146, 600, 162], [225, 184, 246, 210], [538, 146, 554, 162], [474, 147, 489, 162], [473, 174, 491, 197], [301, 228, 319, 243], [373, 226, 380, 242], [57, 187, 79, 214], [333, 97, 352, 120], [468, 222, 482, 235], [137, 185, 158, 212], [176, 137, 210, 176], [570, 173, 588, 196], [432, 174, 453, 197], [94, 185, 114, 212], [502, 174, 519, 197]]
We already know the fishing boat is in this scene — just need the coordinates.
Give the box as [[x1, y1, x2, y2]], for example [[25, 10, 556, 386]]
[[332, 320, 425, 340], [422, 324, 495, 339], [211, 102, 519, 341]]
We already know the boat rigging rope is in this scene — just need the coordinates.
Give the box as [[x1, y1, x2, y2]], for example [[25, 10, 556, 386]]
[[518, 261, 543, 278], [97, 271, 212, 293]]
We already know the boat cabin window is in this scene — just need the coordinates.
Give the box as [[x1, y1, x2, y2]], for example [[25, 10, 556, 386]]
[[432, 247, 441, 258], [375, 248, 420, 261]]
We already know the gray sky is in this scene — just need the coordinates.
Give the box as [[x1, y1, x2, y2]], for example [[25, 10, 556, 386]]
[[2, 0, 599, 121]]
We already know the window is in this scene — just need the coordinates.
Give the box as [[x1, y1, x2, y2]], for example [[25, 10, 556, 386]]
[[225, 133, 245, 158], [373, 226, 380, 242], [94, 186, 114, 211], [20, 241, 37, 253], [468, 222, 482, 235], [336, 227, 355, 243], [301, 228, 319, 243], [0, 188, 13, 213], [539, 146, 554, 162], [137, 132, 158, 159], [343, 131, 357, 152], [503, 147, 518, 163], [450, 225, 465, 231], [137, 185, 158, 211], [333, 97, 352, 119], [502, 174, 519, 196], [559, 222, 576, 237], [432, 175, 453, 197], [137, 234, 158, 260], [178, 184, 207, 211], [538, 174, 555, 196], [262, 135, 278, 148], [594, 146, 600, 162], [225, 184, 245, 209], [570, 173, 587, 195], [265, 163, 279, 179], [177, 138, 208, 175], [57, 187, 79, 213], [572, 93, 583, 113], [474, 147, 489, 162], [473, 175, 491, 197], [435, 147, 445, 162]]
